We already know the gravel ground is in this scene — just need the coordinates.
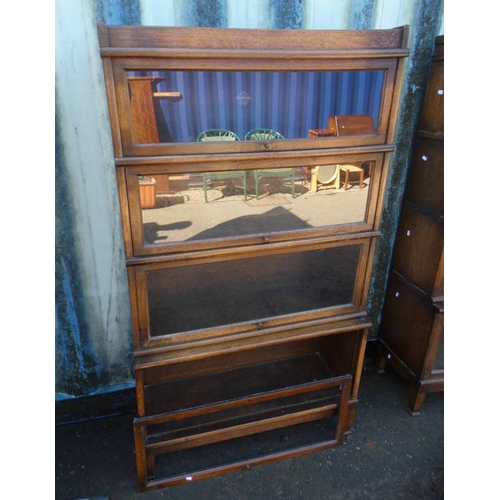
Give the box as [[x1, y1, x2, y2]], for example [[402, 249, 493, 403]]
[[55, 363, 444, 500]]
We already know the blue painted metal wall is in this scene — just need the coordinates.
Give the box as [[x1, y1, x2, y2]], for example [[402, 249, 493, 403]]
[[55, 0, 444, 402]]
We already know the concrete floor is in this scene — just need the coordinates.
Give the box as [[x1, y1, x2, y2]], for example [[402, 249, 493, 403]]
[[55, 360, 444, 500]]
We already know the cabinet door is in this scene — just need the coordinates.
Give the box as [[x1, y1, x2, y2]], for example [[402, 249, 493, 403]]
[[99, 24, 409, 157], [123, 153, 384, 258], [419, 43, 444, 135], [130, 239, 373, 350], [380, 273, 439, 377], [391, 206, 443, 298], [405, 136, 443, 217]]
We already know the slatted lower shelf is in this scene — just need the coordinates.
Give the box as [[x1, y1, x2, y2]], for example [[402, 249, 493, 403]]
[[133, 353, 352, 491], [143, 417, 344, 489]]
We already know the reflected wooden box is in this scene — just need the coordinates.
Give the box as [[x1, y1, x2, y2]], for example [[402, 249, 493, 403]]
[[328, 115, 376, 136], [139, 178, 157, 209]]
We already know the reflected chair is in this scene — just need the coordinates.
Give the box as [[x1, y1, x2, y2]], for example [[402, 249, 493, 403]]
[[244, 128, 284, 141], [245, 129, 295, 200], [197, 129, 247, 202], [310, 165, 340, 192]]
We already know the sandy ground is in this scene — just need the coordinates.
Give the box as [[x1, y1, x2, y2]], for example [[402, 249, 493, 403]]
[[142, 179, 370, 244]]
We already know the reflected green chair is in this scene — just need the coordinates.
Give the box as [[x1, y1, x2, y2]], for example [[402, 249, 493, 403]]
[[245, 129, 295, 200], [197, 129, 247, 202]]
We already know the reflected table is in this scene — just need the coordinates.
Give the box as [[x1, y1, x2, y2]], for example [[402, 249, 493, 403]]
[[340, 164, 365, 190], [307, 129, 336, 138]]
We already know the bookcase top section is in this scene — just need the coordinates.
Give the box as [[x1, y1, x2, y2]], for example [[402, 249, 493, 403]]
[[98, 24, 410, 58]]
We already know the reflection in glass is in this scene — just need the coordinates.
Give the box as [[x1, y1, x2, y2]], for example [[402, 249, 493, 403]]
[[126, 70, 384, 144], [139, 162, 373, 245], [147, 245, 360, 336]]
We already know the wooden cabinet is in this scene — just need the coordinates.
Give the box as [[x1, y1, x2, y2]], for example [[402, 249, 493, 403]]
[[376, 35, 444, 416], [99, 24, 409, 491]]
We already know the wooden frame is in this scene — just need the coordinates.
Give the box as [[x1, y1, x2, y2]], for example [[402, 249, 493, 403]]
[[128, 235, 376, 353], [134, 373, 352, 491], [111, 60, 395, 156], [98, 23, 408, 491], [120, 151, 387, 258], [99, 24, 409, 158], [132, 325, 368, 492]]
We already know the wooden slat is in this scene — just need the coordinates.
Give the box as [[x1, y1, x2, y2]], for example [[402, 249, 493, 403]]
[[128, 232, 378, 270], [134, 374, 352, 492], [145, 406, 335, 455], [136, 378, 339, 426], [100, 47, 410, 59], [102, 25, 409, 51], [145, 396, 335, 444], [114, 146, 393, 168], [142, 440, 337, 491], [134, 316, 371, 368]]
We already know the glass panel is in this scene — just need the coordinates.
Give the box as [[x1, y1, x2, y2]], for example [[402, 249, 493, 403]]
[[150, 416, 339, 479], [126, 70, 384, 144], [140, 162, 373, 245], [147, 245, 360, 336]]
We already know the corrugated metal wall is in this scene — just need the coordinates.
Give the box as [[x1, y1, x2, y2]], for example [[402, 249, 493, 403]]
[[55, 0, 444, 400]]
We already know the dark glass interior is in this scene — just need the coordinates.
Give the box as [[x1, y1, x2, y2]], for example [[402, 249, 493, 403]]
[[150, 416, 340, 478], [126, 70, 384, 144], [147, 245, 360, 336]]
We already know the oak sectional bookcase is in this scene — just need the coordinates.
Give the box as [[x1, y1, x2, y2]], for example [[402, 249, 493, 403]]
[[376, 35, 444, 416], [98, 24, 409, 492]]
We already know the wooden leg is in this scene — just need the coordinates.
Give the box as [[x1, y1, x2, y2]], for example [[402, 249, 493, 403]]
[[359, 170, 364, 189], [333, 165, 340, 189], [407, 382, 426, 416], [351, 328, 368, 399], [346, 403, 357, 432], [374, 341, 389, 373], [335, 375, 352, 443], [310, 167, 318, 192], [303, 166, 312, 185], [134, 424, 148, 492], [375, 351, 388, 374], [344, 169, 349, 190]]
